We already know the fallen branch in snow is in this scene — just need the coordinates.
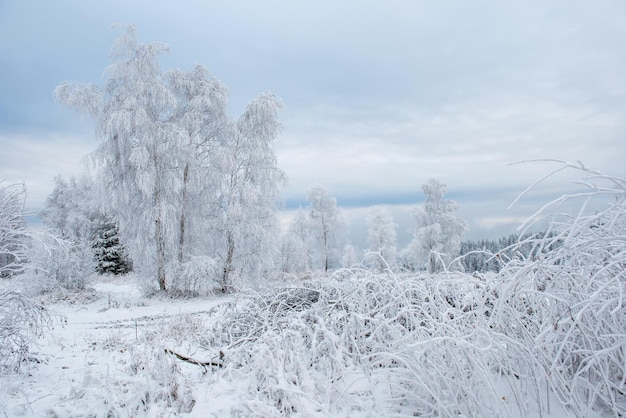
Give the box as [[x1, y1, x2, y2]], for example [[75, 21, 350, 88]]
[[164, 348, 224, 371]]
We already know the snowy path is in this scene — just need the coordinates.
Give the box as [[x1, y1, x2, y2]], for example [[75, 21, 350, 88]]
[[0, 278, 230, 417]]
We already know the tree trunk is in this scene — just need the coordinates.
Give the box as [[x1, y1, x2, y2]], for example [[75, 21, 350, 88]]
[[178, 163, 189, 265], [428, 251, 436, 274], [154, 178, 167, 291], [323, 225, 329, 272], [221, 232, 235, 293], [156, 214, 167, 291]]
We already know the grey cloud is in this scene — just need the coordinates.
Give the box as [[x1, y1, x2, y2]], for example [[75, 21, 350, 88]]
[[1, 0, 626, 241]]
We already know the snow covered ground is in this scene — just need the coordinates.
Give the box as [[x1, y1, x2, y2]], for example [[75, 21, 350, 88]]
[[0, 273, 621, 417], [1, 274, 232, 417]]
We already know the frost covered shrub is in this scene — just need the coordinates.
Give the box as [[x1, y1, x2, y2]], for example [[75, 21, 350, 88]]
[[0, 182, 54, 374], [0, 182, 30, 279], [0, 289, 51, 373], [167, 256, 220, 297], [492, 162, 626, 416], [205, 272, 535, 417]]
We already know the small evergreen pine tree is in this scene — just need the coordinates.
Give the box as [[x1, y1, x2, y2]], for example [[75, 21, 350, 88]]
[[92, 216, 132, 275]]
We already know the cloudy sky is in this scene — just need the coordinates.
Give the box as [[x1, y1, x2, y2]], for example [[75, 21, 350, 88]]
[[1, 0, 625, 245]]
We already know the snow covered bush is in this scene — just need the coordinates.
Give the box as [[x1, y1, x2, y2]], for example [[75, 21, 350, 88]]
[[0, 289, 51, 373], [46, 342, 195, 417], [167, 256, 220, 297], [16, 231, 93, 294]]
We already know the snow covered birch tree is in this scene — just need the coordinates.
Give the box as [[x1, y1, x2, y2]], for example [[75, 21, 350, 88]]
[[307, 187, 344, 272], [55, 26, 179, 290], [166, 65, 228, 268], [39, 175, 98, 289], [215, 93, 285, 291], [366, 206, 398, 272], [280, 209, 312, 274], [409, 179, 467, 273], [55, 26, 285, 293]]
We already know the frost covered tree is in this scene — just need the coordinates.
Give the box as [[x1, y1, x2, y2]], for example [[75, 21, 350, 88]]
[[341, 242, 360, 268], [40, 176, 96, 242], [409, 179, 467, 273], [213, 93, 285, 291], [39, 175, 99, 289], [365, 206, 398, 272], [280, 209, 315, 275], [55, 26, 284, 293], [280, 210, 311, 274], [280, 233, 305, 275], [166, 65, 228, 268], [55, 27, 178, 290], [307, 187, 344, 272], [40, 175, 131, 284], [0, 182, 30, 278], [459, 233, 534, 273]]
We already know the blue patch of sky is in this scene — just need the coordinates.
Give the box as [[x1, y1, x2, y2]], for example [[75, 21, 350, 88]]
[[284, 191, 426, 210]]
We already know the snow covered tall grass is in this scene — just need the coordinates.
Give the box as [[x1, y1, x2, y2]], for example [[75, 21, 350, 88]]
[[494, 162, 626, 416], [201, 163, 625, 416], [203, 272, 531, 416]]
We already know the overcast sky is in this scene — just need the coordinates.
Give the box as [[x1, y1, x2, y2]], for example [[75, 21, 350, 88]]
[[1, 0, 626, 244]]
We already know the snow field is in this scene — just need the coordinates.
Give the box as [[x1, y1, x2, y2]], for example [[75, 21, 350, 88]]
[[1, 266, 623, 417]]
